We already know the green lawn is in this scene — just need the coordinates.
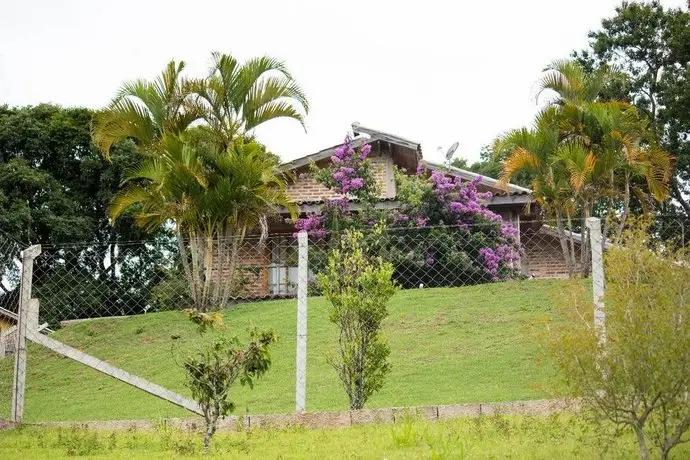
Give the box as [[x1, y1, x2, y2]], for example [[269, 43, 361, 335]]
[[0, 279, 579, 422], [2, 414, 679, 459]]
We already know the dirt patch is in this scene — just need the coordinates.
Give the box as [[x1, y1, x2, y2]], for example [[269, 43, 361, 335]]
[[0, 419, 17, 431]]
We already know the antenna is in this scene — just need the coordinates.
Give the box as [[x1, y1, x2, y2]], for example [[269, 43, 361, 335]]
[[444, 142, 459, 169]]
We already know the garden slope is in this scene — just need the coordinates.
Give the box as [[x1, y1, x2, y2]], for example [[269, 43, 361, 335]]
[[0, 279, 580, 422]]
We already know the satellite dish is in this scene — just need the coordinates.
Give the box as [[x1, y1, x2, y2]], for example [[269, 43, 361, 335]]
[[445, 142, 459, 162]]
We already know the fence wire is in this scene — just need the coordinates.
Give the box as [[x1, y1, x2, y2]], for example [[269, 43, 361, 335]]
[[3, 216, 688, 422], [0, 231, 22, 420]]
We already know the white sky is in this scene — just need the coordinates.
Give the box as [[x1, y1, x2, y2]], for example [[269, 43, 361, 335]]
[[1, 0, 686, 165]]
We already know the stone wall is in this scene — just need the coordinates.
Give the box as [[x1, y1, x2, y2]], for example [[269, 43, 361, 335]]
[[31, 398, 578, 432]]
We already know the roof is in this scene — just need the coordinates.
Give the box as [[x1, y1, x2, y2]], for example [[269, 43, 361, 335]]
[[279, 122, 532, 202], [423, 161, 532, 196], [351, 122, 422, 152], [280, 122, 422, 172], [280, 135, 371, 172]]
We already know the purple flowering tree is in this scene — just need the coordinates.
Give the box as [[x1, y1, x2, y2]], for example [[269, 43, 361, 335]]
[[293, 135, 523, 286], [293, 135, 380, 237], [386, 168, 523, 284]]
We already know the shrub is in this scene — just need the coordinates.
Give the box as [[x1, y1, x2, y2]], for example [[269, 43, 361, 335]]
[[548, 221, 690, 460], [317, 228, 396, 410], [180, 311, 277, 452]]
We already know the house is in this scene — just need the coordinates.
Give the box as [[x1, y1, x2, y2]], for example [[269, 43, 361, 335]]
[[235, 123, 579, 298]]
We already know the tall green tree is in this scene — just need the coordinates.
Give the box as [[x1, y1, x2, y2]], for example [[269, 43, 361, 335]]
[[96, 52, 308, 311], [495, 60, 672, 275], [573, 1, 690, 216], [0, 104, 173, 322]]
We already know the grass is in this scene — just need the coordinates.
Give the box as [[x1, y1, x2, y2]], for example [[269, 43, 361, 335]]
[[0, 279, 577, 422], [2, 414, 683, 459]]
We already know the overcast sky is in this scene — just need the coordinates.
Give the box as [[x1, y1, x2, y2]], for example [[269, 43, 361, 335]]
[[1, 0, 687, 165]]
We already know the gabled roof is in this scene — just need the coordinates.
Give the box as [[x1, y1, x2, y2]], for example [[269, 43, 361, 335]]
[[351, 122, 422, 152], [280, 122, 532, 200], [280, 123, 422, 172], [280, 135, 372, 172]]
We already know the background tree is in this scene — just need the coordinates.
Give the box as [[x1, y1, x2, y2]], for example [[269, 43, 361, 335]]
[[451, 145, 534, 188], [0, 104, 172, 322], [573, 1, 690, 217], [547, 221, 690, 460]]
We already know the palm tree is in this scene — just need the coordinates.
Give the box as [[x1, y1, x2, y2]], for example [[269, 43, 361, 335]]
[[95, 52, 307, 310], [495, 108, 580, 277], [93, 60, 200, 158], [93, 52, 309, 156], [500, 60, 673, 276], [110, 133, 296, 310], [193, 52, 309, 147]]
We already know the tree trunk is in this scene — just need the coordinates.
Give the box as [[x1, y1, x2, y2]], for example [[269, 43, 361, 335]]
[[634, 425, 651, 460], [201, 235, 214, 310], [556, 212, 574, 278], [614, 175, 631, 245], [177, 227, 198, 307], [580, 204, 591, 277], [203, 411, 218, 454]]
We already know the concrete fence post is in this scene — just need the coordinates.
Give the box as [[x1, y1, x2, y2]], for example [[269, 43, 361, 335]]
[[295, 231, 308, 413], [12, 244, 41, 423], [585, 218, 605, 345]]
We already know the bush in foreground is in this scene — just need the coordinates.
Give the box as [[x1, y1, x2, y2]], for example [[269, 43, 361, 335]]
[[548, 221, 690, 460]]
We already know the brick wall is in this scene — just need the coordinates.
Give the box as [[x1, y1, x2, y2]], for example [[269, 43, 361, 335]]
[[213, 240, 271, 298], [521, 229, 582, 278], [286, 154, 392, 202]]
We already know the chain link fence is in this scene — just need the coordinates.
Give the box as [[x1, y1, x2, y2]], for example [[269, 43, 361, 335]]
[[0, 230, 22, 420], [1, 216, 688, 422]]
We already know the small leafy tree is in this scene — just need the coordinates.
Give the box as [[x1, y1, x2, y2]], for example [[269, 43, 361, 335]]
[[548, 221, 690, 460], [317, 228, 397, 410], [181, 309, 276, 452]]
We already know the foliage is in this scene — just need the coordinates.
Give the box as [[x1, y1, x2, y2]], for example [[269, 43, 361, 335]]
[[92, 52, 309, 158], [148, 270, 194, 312], [573, 1, 690, 218], [109, 134, 294, 311], [317, 229, 396, 410], [495, 59, 673, 277], [181, 318, 276, 452], [193, 52, 309, 148], [293, 136, 522, 287], [294, 136, 378, 236], [94, 53, 306, 312], [548, 221, 690, 460], [387, 168, 522, 285], [452, 145, 533, 188], [0, 104, 176, 321]]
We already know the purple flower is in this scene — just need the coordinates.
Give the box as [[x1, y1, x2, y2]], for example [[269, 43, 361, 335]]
[[360, 144, 372, 159], [350, 178, 365, 190]]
